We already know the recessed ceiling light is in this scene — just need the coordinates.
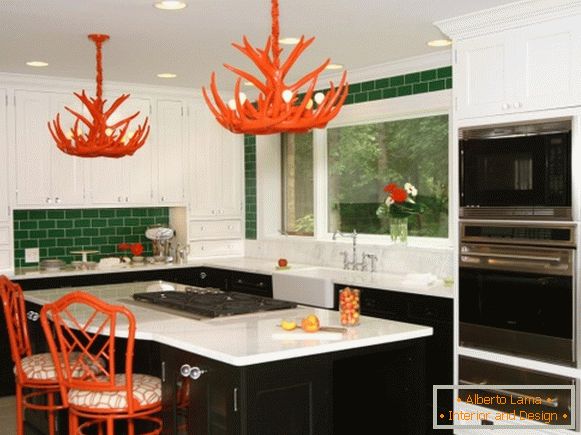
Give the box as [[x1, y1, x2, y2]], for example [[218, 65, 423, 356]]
[[427, 39, 452, 47], [157, 73, 177, 78], [279, 37, 300, 45], [325, 64, 343, 70], [154, 1, 187, 10], [26, 61, 49, 67]]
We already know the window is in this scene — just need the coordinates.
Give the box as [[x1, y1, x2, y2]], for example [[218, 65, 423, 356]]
[[281, 132, 314, 235], [327, 114, 449, 238]]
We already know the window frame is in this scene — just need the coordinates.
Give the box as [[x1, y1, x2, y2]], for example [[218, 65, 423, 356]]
[[259, 89, 453, 248]]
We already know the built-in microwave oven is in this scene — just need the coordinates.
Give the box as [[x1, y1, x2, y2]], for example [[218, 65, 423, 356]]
[[459, 120, 571, 220]]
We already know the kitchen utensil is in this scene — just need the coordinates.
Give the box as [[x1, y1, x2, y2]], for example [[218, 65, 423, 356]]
[[70, 250, 99, 263], [39, 259, 65, 272], [145, 225, 175, 259]]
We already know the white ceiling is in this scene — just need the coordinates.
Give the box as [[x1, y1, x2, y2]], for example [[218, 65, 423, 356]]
[[0, 0, 517, 90]]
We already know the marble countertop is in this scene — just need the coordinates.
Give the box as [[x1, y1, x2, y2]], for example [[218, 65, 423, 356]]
[[24, 281, 433, 366], [12, 256, 454, 299]]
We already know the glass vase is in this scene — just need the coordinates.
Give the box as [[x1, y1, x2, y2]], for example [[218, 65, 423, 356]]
[[389, 217, 408, 244]]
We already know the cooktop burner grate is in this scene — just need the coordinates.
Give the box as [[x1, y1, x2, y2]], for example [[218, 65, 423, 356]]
[[132, 287, 297, 318]]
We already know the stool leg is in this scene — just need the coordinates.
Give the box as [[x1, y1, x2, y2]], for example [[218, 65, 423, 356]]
[[16, 383, 24, 435], [128, 418, 135, 435], [69, 411, 78, 435], [106, 418, 114, 435], [47, 391, 55, 435]]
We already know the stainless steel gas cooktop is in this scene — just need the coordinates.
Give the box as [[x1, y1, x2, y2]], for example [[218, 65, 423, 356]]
[[132, 286, 297, 319]]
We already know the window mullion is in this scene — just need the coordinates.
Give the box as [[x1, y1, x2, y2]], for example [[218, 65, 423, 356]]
[[313, 128, 328, 240]]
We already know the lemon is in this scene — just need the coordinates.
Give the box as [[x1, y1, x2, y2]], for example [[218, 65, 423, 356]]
[[281, 319, 297, 331]]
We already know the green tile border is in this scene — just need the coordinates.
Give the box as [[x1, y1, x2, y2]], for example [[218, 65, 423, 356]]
[[13, 207, 170, 268], [243, 65, 453, 239]]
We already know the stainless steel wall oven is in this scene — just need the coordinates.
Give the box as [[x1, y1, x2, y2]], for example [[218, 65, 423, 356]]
[[459, 221, 576, 366]]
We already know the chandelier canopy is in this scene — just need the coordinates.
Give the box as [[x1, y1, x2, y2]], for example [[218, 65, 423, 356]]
[[48, 34, 150, 158], [203, 0, 349, 135]]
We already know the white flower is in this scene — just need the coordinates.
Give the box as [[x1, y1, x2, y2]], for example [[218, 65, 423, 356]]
[[385, 197, 394, 206], [404, 183, 417, 196]]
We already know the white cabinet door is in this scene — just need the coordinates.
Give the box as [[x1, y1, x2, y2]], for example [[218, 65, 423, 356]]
[[157, 99, 185, 204], [15, 90, 85, 206], [88, 96, 152, 205], [50, 92, 85, 205], [218, 129, 243, 217], [455, 17, 581, 119], [455, 34, 514, 119], [14, 90, 53, 206], [190, 105, 220, 217], [513, 17, 579, 112], [0, 89, 9, 220]]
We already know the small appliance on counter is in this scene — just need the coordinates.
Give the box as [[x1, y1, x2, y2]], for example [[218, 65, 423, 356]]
[[145, 224, 175, 263]]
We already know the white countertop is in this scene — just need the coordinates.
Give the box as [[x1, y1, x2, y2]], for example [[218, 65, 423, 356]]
[[12, 256, 454, 299], [273, 266, 454, 299], [24, 281, 433, 367]]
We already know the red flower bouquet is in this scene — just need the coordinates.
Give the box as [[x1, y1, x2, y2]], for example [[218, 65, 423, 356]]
[[377, 182, 425, 219]]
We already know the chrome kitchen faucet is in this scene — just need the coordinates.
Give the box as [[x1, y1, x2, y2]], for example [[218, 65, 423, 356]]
[[332, 229, 377, 272]]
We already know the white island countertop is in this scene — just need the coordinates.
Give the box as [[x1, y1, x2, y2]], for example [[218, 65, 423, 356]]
[[24, 281, 433, 367]]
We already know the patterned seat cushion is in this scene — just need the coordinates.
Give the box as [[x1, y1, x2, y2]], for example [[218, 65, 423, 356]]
[[17, 352, 103, 381], [68, 374, 161, 410]]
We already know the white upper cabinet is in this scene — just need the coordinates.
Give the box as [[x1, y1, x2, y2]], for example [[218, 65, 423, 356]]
[[189, 104, 243, 218], [14, 90, 85, 207], [454, 15, 581, 119], [0, 88, 8, 220], [156, 99, 186, 204], [87, 96, 152, 205]]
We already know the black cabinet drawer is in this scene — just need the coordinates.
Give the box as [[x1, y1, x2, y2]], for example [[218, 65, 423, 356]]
[[229, 271, 272, 298], [407, 295, 453, 324], [358, 287, 408, 320]]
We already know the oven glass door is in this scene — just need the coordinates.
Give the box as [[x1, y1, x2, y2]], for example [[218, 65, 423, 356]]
[[460, 268, 574, 364]]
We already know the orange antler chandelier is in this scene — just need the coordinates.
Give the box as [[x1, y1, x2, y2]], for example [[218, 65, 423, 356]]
[[48, 34, 150, 158], [203, 0, 348, 135]]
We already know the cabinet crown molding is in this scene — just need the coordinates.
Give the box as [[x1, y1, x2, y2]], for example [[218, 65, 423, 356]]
[[435, 0, 581, 40]]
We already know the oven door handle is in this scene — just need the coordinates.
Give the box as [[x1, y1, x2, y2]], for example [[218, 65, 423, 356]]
[[460, 381, 561, 408], [462, 252, 561, 262]]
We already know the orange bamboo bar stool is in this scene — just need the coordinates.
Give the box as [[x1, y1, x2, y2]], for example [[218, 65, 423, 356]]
[[40, 291, 162, 435], [0, 275, 66, 435]]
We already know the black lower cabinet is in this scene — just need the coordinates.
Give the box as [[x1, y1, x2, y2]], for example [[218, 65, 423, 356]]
[[161, 339, 426, 435], [335, 284, 453, 435]]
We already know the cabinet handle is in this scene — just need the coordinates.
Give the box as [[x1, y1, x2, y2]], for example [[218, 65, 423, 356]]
[[55, 197, 61, 204], [200, 272, 207, 279], [514, 101, 522, 109], [46, 197, 52, 204], [180, 364, 207, 380], [501, 103, 510, 110], [27, 311, 40, 322], [118, 196, 122, 202], [125, 197, 129, 202], [201, 226, 205, 231], [161, 196, 165, 202], [227, 225, 233, 230]]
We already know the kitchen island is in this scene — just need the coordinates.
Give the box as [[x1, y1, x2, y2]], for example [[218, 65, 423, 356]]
[[25, 281, 433, 435]]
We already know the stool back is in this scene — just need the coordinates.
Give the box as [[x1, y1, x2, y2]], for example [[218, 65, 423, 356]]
[[40, 291, 139, 411], [0, 275, 32, 382]]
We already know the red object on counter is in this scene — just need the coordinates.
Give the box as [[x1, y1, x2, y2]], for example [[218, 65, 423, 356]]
[[48, 34, 150, 158], [130, 243, 144, 256]]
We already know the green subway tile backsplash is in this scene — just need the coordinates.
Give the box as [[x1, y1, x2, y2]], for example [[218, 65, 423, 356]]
[[13, 207, 170, 268], [243, 65, 453, 239], [244, 134, 257, 240]]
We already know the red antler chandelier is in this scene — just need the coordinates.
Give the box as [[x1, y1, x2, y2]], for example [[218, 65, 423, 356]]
[[203, 0, 348, 135], [48, 34, 150, 158]]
